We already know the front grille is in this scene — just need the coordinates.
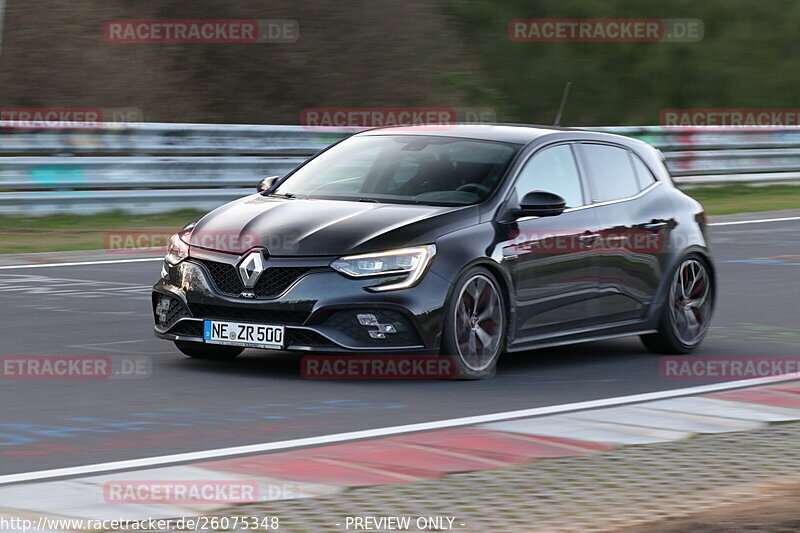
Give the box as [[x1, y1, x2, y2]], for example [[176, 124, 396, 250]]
[[195, 259, 321, 298], [286, 329, 337, 347], [254, 267, 317, 298], [188, 303, 311, 325], [322, 309, 422, 347], [200, 260, 244, 294]]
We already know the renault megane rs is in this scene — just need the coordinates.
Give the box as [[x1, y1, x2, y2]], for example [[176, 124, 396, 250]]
[[153, 125, 714, 379]]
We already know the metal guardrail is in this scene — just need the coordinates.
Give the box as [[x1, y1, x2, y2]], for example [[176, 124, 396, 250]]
[[594, 126, 800, 185], [0, 123, 351, 155], [0, 123, 351, 214], [2, 123, 799, 215], [0, 157, 303, 189]]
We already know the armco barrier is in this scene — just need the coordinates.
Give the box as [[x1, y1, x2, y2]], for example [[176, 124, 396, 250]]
[[0, 123, 353, 215], [1, 123, 799, 215], [595, 126, 800, 185]]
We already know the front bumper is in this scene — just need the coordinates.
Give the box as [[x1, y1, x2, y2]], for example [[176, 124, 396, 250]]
[[152, 249, 450, 354]]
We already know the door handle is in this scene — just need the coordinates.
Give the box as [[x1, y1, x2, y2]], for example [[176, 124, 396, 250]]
[[640, 221, 668, 230], [579, 232, 601, 243]]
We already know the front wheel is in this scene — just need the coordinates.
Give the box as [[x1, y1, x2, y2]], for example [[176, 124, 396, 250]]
[[641, 254, 714, 354], [441, 267, 507, 379], [174, 341, 244, 360]]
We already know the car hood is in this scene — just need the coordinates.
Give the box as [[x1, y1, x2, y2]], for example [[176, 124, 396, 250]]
[[189, 194, 478, 256]]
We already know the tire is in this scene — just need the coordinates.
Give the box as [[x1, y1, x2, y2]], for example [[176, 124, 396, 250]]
[[441, 266, 507, 379], [641, 254, 714, 354], [174, 341, 244, 360]]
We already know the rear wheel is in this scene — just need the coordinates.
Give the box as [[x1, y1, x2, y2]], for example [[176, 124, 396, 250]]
[[441, 267, 506, 379], [174, 341, 244, 360], [641, 254, 714, 354]]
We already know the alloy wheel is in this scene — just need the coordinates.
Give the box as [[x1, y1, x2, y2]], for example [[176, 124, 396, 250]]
[[454, 274, 504, 371], [669, 258, 712, 346]]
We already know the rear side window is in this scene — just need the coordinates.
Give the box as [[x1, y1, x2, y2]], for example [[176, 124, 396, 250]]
[[631, 154, 657, 189], [581, 144, 639, 202]]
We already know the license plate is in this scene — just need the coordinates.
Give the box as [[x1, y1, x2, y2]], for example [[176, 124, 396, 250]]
[[203, 320, 284, 349]]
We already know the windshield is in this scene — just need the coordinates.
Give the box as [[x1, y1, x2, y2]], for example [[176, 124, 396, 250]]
[[273, 135, 519, 206]]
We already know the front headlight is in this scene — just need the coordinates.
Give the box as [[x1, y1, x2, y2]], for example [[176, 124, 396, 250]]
[[330, 245, 436, 291], [165, 224, 193, 266]]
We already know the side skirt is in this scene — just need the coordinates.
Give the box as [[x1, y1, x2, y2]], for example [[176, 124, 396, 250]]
[[506, 319, 658, 353]]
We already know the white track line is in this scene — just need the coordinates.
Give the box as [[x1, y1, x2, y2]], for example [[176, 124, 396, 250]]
[[1, 373, 797, 486], [710, 215, 800, 226], [0, 258, 162, 270]]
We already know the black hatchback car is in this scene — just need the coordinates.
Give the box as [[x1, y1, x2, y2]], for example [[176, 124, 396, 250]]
[[153, 125, 714, 378]]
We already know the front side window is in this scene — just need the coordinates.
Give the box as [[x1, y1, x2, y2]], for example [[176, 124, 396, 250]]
[[273, 135, 519, 206], [581, 144, 639, 202], [514, 144, 584, 208]]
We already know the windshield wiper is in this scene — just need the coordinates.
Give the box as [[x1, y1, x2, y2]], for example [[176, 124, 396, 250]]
[[269, 192, 297, 199]]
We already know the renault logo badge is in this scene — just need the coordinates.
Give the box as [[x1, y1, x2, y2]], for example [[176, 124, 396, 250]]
[[238, 251, 264, 288]]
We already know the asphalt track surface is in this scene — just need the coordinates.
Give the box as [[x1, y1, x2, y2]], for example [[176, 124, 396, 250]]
[[1, 215, 798, 476]]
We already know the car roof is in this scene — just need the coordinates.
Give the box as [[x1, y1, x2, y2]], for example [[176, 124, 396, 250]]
[[356, 123, 568, 144], [353, 123, 656, 158]]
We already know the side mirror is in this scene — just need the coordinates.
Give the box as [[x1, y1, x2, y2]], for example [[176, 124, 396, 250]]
[[512, 191, 566, 218], [257, 175, 280, 193]]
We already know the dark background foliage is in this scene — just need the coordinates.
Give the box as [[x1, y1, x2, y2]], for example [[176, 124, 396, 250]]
[[1, 0, 795, 125]]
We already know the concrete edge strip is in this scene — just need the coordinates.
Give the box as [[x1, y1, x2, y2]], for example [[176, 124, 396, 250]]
[[2, 374, 799, 487], [2, 378, 800, 527]]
